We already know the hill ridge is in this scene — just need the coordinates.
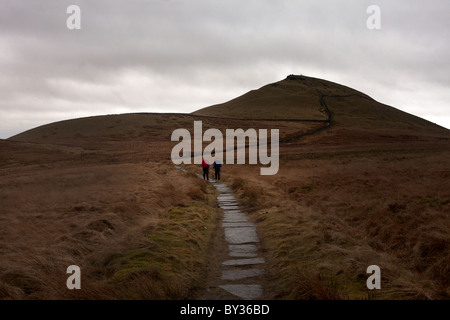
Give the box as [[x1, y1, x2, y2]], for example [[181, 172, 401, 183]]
[[8, 75, 450, 144]]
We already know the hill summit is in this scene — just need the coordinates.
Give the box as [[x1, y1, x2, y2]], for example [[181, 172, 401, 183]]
[[194, 75, 448, 138], [194, 74, 371, 121]]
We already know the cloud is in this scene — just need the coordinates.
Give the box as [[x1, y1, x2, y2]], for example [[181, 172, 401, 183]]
[[1, 0, 449, 138]]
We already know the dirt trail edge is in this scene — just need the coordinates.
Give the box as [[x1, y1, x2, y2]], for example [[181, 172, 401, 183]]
[[175, 166, 266, 300]]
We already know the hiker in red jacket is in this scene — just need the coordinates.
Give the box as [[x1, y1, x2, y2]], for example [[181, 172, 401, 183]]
[[201, 158, 210, 180]]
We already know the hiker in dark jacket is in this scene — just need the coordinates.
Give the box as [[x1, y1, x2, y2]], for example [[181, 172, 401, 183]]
[[201, 158, 210, 180], [213, 160, 222, 180]]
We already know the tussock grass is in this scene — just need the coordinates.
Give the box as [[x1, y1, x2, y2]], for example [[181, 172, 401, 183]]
[[231, 177, 265, 210], [224, 145, 450, 300], [0, 161, 219, 299], [106, 201, 218, 299]]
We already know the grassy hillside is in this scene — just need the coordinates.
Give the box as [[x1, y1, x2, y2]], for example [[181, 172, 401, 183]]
[[2, 75, 450, 299], [194, 75, 448, 140], [0, 138, 226, 299], [193, 75, 369, 120]]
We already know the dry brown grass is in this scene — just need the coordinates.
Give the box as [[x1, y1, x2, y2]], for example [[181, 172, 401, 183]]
[[0, 148, 219, 299], [221, 140, 450, 300]]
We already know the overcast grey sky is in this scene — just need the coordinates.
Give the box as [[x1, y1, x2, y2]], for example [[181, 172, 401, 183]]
[[1, 0, 449, 138]]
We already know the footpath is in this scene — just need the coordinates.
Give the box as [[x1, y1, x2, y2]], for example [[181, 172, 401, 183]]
[[175, 166, 265, 300]]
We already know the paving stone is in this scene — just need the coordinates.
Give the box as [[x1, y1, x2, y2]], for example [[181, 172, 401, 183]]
[[222, 258, 265, 266], [218, 200, 236, 204], [222, 209, 242, 213], [221, 269, 265, 281], [220, 205, 240, 210], [218, 202, 239, 207], [224, 227, 259, 244], [215, 186, 230, 191], [221, 206, 240, 210], [218, 194, 235, 199], [219, 202, 237, 206], [222, 222, 255, 228], [218, 198, 237, 201], [223, 212, 248, 223], [222, 210, 244, 215], [219, 284, 263, 300], [228, 244, 258, 257]]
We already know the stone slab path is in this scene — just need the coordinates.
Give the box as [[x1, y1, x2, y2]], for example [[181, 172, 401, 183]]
[[212, 179, 265, 300], [174, 166, 265, 300]]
